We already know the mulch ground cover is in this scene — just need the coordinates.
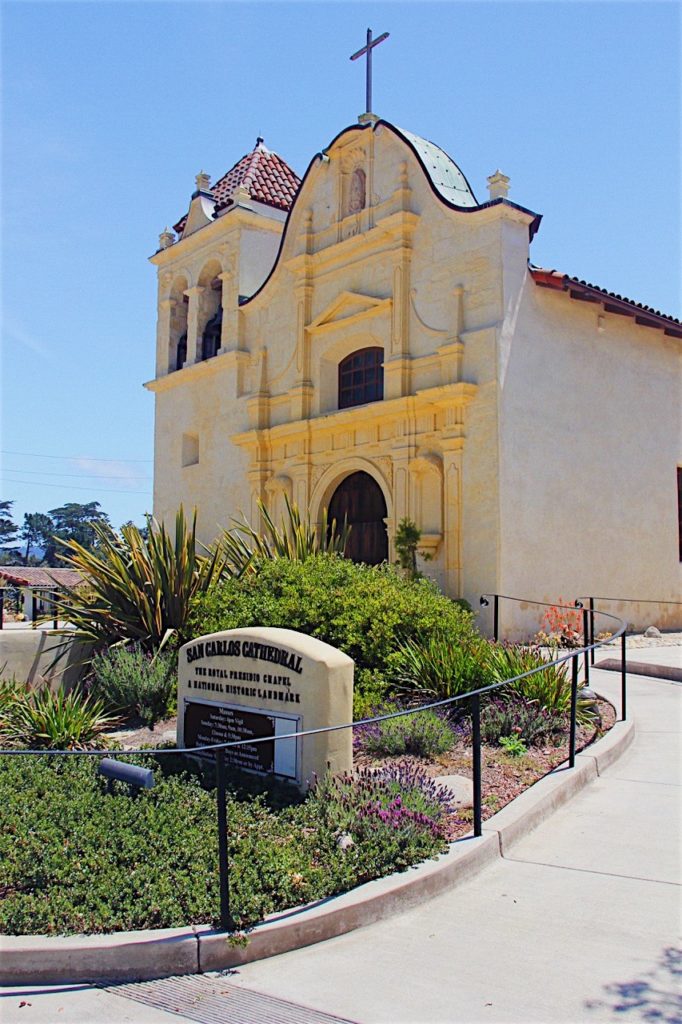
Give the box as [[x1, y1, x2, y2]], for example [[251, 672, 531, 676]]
[[354, 699, 616, 841]]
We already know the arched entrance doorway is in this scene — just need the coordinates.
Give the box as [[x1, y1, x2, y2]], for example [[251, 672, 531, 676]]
[[328, 471, 388, 565]]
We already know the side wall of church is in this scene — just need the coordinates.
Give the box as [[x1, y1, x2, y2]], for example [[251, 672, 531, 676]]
[[496, 254, 682, 638]]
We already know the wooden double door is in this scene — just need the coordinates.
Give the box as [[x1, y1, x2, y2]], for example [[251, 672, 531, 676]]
[[328, 471, 388, 565]]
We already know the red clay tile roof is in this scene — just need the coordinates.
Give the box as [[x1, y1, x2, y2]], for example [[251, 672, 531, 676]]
[[0, 567, 83, 589], [530, 266, 682, 338], [173, 139, 300, 236]]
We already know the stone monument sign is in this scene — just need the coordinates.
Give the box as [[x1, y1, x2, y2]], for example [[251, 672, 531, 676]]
[[177, 627, 353, 788]]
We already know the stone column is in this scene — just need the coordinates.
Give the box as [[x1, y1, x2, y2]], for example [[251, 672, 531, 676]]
[[442, 443, 464, 599], [156, 297, 175, 377], [218, 268, 238, 354], [184, 286, 204, 365]]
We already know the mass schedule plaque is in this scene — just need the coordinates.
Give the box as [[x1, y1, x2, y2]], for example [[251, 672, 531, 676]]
[[183, 701, 277, 774]]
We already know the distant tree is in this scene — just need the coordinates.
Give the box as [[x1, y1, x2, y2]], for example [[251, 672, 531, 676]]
[[45, 502, 111, 565], [20, 512, 53, 565], [0, 500, 21, 563], [120, 519, 149, 542]]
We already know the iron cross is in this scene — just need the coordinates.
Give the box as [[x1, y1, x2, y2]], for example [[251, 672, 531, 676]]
[[350, 28, 389, 115]]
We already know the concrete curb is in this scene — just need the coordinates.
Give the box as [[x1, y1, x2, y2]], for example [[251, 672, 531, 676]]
[[0, 717, 635, 986]]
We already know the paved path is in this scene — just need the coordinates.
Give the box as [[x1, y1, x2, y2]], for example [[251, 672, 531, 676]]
[[2, 653, 680, 1024]]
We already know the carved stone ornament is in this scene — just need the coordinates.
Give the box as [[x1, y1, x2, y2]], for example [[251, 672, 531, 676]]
[[349, 168, 366, 213]]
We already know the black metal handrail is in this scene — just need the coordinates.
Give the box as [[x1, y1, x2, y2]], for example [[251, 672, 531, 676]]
[[0, 594, 627, 933], [574, 594, 681, 665]]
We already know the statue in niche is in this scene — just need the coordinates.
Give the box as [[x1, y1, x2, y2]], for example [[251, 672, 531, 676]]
[[348, 167, 366, 213]]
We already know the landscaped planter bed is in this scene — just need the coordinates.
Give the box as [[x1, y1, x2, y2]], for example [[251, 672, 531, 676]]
[[0, 700, 615, 939]]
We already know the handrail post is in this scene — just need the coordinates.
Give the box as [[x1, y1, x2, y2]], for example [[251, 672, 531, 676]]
[[215, 748, 232, 932], [582, 608, 590, 687], [31, 592, 37, 629], [493, 595, 499, 643], [0, 591, 3, 630], [589, 597, 595, 665], [472, 694, 482, 837], [52, 591, 58, 630], [569, 655, 578, 768], [621, 631, 627, 721]]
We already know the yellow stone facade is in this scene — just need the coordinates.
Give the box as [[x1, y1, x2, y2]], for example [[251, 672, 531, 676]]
[[147, 118, 682, 636]]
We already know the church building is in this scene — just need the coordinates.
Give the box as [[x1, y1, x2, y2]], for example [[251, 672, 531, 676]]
[[146, 113, 681, 636]]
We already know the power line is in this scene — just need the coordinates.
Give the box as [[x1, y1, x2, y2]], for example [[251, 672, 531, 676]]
[[1, 449, 152, 464], [4, 478, 152, 496], [3, 467, 150, 482]]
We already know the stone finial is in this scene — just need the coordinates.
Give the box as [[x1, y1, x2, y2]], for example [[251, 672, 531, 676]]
[[158, 226, 175, 249], [195, 170, 211, 192], [487, 170, 510, 200], [232, 183, 251, 205]]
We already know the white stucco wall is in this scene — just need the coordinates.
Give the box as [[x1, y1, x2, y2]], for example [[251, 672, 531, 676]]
[[497, 261, 682, 638]]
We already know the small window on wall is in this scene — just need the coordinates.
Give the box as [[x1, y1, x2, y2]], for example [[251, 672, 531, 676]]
[[182, 433, 199, 467], [338, 347, 384, 410]]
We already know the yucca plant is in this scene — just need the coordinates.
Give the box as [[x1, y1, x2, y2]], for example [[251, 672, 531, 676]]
[[0, 683, 118, 750], [220, 496, 351, 575], [394, 632, 489, 701], [485, 643, 595, 724], [51, 506, 231, 652]]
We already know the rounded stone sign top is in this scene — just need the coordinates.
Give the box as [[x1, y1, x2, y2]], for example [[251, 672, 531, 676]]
[[177, 627, 354, 788], [182, 627, 354, 670]]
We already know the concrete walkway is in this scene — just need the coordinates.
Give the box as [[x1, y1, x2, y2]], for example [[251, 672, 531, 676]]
[[1, 655, 680, 1024]]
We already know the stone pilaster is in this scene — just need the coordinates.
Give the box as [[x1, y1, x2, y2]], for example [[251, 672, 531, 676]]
[[184, 286, 205, 365], [218, 269, 239, 354], [156, 297, 175, 377]]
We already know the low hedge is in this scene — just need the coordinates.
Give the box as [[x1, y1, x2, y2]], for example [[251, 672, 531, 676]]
[[188, 555, 481, 707]]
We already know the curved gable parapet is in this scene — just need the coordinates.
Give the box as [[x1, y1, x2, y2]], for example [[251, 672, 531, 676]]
[[244, 118, 541, 308], [385, 123, 478, 207]]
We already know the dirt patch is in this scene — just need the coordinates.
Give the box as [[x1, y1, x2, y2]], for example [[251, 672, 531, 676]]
[[354, 699, 616, 842]]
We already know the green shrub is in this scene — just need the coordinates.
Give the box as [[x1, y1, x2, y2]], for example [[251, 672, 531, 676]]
[[394, 632, 489, 700], [0, 683, 118, 750], [0, 754, 448, 935], [486, 643, 595, 725], [357, 709, 456, 758], [89, 646, 177, 727], [480, 695, 568, 747], [189, 555, 481, 704], [499, 735, 527, 758]]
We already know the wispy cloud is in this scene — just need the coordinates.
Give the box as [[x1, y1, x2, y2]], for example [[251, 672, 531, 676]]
[[2, 315, 51, 358], [72, 458, 149, 489]]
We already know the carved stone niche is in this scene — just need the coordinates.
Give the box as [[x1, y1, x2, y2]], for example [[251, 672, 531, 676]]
[[264, 474, 293, 524], [348, 168, 366, 213], [409, 452, 443, 556]]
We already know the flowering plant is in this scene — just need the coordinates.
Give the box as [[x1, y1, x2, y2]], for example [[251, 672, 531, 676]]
[[536, 598, 583, 649]]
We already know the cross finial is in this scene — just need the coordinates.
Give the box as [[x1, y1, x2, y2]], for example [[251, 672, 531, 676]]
[[350, 28, 389, 116]]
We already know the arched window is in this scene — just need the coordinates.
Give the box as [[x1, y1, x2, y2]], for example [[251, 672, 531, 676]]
[[338, 347, 384, 409], [201, 306, 223, 361]]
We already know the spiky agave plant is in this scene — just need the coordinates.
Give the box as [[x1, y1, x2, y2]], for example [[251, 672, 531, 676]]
[[0, 682, 118, 750], [220, 496, 351, 575], [51, 506, 231, 651]]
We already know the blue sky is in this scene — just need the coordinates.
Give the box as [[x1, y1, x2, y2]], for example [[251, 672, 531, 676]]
[[2, 1, 680, 533]]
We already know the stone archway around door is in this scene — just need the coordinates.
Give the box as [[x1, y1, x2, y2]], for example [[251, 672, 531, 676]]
[[328, 471, 388, 565]]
